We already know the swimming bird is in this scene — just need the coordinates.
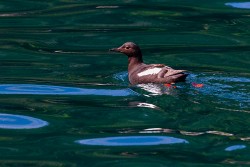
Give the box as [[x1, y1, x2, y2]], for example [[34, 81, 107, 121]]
[[110, 42, 188, 85]]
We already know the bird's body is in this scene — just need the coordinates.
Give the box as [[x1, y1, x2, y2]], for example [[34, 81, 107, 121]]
[[128, 63, 187, 85], [110, 42, 188, 85]]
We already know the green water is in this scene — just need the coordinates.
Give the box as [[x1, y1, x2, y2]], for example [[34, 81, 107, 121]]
[[0, 0, 250, 166]]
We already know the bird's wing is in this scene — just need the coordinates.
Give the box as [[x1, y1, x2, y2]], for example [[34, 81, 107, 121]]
[[157, 67, 186, 78]]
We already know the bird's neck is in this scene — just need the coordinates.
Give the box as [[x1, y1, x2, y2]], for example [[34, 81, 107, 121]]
[[128, 56, 143, 72]]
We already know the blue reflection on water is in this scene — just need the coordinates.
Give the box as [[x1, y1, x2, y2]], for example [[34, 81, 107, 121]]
[[76, 136, 189, 146], [225, 2, 250, 9], [0, 113, 48, 129], [0, 84, 138, 96], [225, 145, 246, 151]]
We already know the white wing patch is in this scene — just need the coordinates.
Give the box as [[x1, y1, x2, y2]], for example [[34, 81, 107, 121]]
[[137, 68, 162, 77]]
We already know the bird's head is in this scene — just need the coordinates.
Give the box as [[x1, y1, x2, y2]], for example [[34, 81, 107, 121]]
[[109, 42, 142, 58]]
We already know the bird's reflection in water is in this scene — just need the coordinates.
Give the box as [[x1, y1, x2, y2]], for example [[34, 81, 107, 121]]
[[137, 83, 177, 96]]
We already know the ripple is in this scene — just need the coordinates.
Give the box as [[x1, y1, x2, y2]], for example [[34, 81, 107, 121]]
[[113, 71, 128, 82], [188, 74, 250, 107], [0, 12, 27, 17], [76, 136, 188, 146], [0, 113, 48, 129], [0, 84, 138, 96], [96, 6, 119, 9], [225, 2, 250, 9]]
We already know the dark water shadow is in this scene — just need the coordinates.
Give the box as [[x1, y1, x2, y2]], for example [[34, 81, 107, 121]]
[[76, 136, 188, 146], [0, 84, 139, 96], [0, 113, 48, 129]]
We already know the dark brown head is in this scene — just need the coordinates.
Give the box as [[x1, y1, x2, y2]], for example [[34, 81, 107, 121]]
[[109, 42, 143, 62]]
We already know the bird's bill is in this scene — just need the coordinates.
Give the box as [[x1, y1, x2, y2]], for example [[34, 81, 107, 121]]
[[109, 47, 121, 52]]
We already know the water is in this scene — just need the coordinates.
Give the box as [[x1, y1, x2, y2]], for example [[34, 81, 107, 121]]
[[0, 0, 249, 166]]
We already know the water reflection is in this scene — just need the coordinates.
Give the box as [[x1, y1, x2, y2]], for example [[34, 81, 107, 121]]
[[0, 84, 138, 96], [0, 113, 48, 129], [76, 136, 188, 146], [140, 128, 234, 137], [129, 102, 162, 110], [225, 145, 246, 151], [225, 2, 250, 9]]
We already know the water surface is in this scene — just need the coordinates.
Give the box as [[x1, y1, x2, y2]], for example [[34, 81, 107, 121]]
[[0, 0, 249, 166]]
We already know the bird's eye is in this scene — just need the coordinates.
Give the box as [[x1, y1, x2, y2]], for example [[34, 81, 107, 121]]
[[125, 47, 130, 49]]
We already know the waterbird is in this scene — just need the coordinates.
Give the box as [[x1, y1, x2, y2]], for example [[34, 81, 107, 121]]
[[109, 42, 188, 85]]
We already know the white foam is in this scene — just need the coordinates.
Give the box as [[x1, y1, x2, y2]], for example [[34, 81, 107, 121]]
[[137, 68, 162, 77]]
